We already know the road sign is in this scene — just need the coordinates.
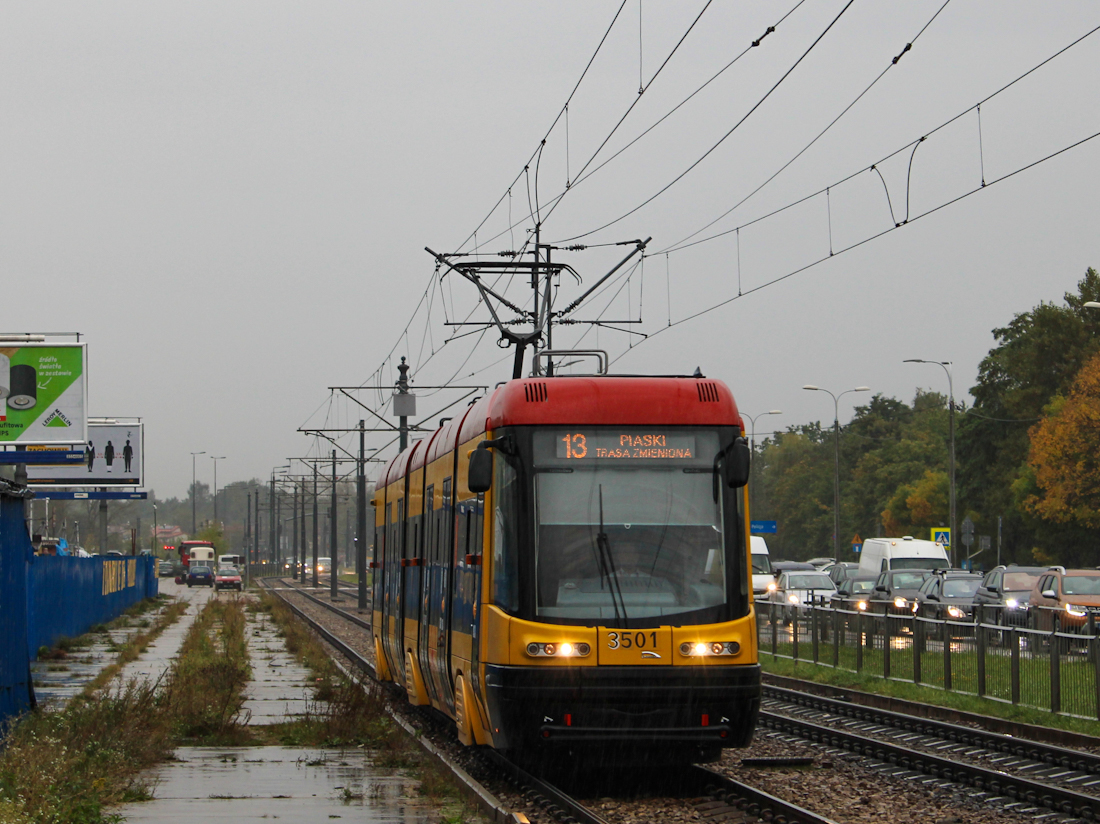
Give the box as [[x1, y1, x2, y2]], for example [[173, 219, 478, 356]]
[[961, 516, 975, 536], [932, 528, 951, 546], [750, 520, 777, 534], [852, 544, 862, 553], [32, 490, 147, 500]]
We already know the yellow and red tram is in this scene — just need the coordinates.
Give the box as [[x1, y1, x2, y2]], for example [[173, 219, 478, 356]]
[[371, 375, 760, 763]]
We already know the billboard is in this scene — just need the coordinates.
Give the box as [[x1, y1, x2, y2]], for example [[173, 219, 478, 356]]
[[0, 343, 87, 445], [27, 422, 143, 487]]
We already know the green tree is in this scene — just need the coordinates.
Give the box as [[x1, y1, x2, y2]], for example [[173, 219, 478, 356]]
[[958, 268, 1100, 563]]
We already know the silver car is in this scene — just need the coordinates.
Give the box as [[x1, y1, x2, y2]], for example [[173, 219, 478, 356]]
[[769, 571, 837, 624]]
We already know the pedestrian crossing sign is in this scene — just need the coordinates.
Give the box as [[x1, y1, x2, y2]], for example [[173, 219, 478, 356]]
[[932, 528, 951, 546]]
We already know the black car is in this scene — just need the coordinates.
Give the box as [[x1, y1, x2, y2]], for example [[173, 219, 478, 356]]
[[830, 574, 878, 629], [824, 562, 860, 586], [973, 565, 1048, 626], [187, 564, 214, 587], [913, 570, 983, 620], [157, 560, 175, 577], [868, 569, 935, 617]]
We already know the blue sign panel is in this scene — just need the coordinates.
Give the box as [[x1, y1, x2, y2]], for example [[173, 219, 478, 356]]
[[0, 450, 85, 465], [750, 520, 777, 534], [32, 490, 147, 500]]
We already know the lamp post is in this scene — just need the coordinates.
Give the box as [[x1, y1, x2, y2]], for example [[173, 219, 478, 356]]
[[742, 410, 782, 518], [210, 456, 226, 526], [803, 385, 870, 562], [905, 359, 956, 566], [190, 451, 205, 535], [152, 502, 158, 556]]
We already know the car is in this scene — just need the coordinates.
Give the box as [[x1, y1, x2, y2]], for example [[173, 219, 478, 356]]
[[858, 536, 950, 575], [215, 566, 243, 592], [823, 562, 860, 586], [316, 557, 332, 574], [830, 574, 878, 616], [157, 560, 175, 577], [769, 571, 837, 624], [973, 565, 1048, 626], [1028, 568, 1100, 632], [187, 564, 214, 587], [750, 536, 773, 597], [913, 570, 983, 620], [806, 557, 835, 570], [868, 569, 935, 618]]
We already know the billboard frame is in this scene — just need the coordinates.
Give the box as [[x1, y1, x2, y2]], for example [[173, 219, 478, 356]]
[[0, 337, 88, 447], [26, 419, 144, 488]]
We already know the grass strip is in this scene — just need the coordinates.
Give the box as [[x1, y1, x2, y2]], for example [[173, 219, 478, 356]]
[[761, 654, 1100, 738], [162, 596, 252, 744]]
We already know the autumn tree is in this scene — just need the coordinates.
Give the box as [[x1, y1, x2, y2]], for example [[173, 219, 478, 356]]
[[1025, 351, 1100, 527]]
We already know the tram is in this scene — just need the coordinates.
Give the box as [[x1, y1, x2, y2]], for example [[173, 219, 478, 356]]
[[371, 374, 760, 763]]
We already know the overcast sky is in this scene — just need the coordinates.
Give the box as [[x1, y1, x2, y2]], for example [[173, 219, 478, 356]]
[[3, 1, 1098, 500]]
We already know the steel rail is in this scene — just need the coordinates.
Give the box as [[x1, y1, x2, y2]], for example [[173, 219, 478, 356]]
[[764, 683, 1100, 776], [690, 765, 840, 824], [760, 710, 1100, 819], [274, 578, 373, 631]]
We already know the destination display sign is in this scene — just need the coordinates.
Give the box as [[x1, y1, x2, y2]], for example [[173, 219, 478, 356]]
[[555, 431, 697, 461]]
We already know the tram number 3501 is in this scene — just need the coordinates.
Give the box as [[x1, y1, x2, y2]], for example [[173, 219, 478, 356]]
[[607, 631, 658, 650]]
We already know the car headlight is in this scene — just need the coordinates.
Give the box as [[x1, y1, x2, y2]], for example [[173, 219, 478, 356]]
[[856, 601, 868, 611], [767, 582, 777, 592], [1005, 598, 1020, 609], [788, 594, 799, 604], [1066, 604, 1088, 618], [893, 597, 907, 609], [947, 606, 965, 619]]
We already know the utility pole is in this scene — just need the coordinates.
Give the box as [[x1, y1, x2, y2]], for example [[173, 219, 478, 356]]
[[299, 479, 307, 582], [312, 460, 319, 588], [357, 418, 367, 611], [253, 488, 260, 570], [331, 449, 340, 601], [274, 484, 281, 566], [98, 497, 108, 554], [395, 357, 414, 452], [292, 482, 299, 581]]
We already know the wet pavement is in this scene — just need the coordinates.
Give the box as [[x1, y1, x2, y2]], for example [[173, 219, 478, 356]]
[[242, 599, 321, 724], [116, 746, 433, 823], [30, 577, 204, 707]]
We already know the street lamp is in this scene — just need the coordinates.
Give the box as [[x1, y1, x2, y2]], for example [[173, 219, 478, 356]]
[[210, 456, 226, 526], [742, 410, 782, 518], [905, 359, 956, 566], [190, 451, 206, 535], [803, 385, 871, 562]]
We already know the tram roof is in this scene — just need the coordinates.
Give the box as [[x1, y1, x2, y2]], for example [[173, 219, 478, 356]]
[[379, 376, 741, 487]]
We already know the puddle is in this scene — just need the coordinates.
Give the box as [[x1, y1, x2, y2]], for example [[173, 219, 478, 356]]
[[117, 746, 433, 822]]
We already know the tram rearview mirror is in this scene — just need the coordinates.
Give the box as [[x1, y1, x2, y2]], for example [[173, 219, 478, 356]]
[[725, 438, 751, 488], [469, 446, 493, 493]]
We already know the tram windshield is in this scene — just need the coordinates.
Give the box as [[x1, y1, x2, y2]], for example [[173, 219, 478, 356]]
[[532, 428, 728, 621]]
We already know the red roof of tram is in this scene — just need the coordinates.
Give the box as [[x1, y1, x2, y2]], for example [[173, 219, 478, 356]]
[[378, 376, 741, 486]]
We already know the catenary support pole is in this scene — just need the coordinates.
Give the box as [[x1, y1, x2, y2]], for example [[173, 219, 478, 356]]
[[331, 449, 339, 600], [357, 419, 367, 611], [312, 461, 319, 588]]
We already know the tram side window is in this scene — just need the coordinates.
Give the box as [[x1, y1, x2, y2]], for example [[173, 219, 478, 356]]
[[492, 458, 520, 613]]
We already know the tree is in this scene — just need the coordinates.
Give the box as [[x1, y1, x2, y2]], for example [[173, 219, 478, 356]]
[[1024, 352, 1100, 527], [958, 268, 1100, 562]]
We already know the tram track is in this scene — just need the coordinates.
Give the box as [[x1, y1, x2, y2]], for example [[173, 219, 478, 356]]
[[760, 681, 1100, 821], [258, 579, 842, 824]]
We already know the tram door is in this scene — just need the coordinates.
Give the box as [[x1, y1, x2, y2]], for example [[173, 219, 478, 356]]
[[382, 499, 404, 681], [418, 484, 439, 703]]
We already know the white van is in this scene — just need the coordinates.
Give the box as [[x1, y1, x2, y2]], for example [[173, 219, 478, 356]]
[[858, 536, 950, 575], [750, 536, 773, 597]]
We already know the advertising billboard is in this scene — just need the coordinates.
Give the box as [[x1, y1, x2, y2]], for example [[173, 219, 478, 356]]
[[0, 343, 87, 445], [27, 422, 143, 487]]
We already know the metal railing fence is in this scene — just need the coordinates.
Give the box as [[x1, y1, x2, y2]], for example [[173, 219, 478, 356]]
[[758, 600, 1100, 719]]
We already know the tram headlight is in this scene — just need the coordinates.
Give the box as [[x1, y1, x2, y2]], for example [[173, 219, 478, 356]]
[[679, 641, 741, 657], [525, 642, 591, 658]]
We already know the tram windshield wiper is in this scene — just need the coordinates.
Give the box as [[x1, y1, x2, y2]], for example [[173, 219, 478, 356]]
[[596, 484, 627, 623]]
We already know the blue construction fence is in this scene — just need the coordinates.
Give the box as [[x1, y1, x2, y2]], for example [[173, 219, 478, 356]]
[[1, 485, 158, 726]]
